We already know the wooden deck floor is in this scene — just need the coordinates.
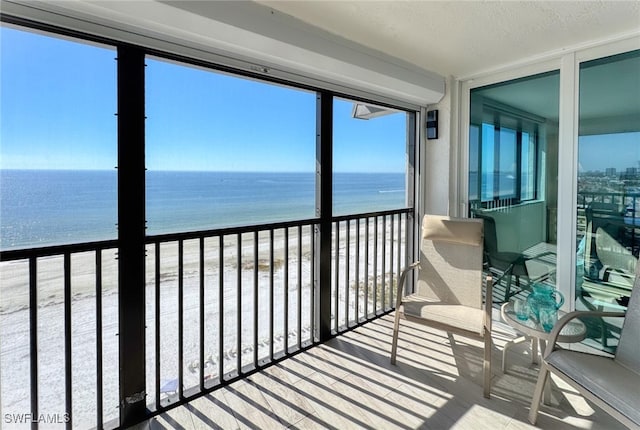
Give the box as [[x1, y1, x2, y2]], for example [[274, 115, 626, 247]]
[[135, 313, 625, 430]]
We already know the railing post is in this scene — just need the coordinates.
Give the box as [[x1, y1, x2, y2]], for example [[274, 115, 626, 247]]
[[117, 45, 147, 427], [316, 91, 333, 341]]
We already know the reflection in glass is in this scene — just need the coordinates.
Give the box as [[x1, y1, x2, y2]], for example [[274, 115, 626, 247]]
[[498, 127, 517, 198], [481, 124, 496, 201], [521, 132, 536, 201], [575, 50, 640, 352], [469, 71, 559, 303]]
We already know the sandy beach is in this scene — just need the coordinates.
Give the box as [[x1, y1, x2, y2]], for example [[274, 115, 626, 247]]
[[0, 219, 406, 429]]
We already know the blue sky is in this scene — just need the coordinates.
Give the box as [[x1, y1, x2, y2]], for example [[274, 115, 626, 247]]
[[1, 26, 407, 173], [578, 132, 640, 173]]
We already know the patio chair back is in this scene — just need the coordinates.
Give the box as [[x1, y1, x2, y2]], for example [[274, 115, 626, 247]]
[[417, 215, 484, 309]]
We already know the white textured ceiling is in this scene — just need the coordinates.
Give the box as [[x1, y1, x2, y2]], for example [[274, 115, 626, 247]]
[[257, 1, 640, 78]]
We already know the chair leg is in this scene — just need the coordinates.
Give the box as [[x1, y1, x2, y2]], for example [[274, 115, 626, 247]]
[[483, 333, 492, 399], [503, 271, 514, 302], [528, 363, 550, 425], [390, 310, 402, 365]]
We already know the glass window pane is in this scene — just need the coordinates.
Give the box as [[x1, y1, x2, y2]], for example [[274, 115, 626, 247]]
[[145, 56, 317, 402], [469, 70, 559, 304], [469, 125, 480, 202], [521, 132, 536, 200], [0, 25, 118, 428], [332, 98, 409, 216], [498, 127, 517, 198], [481, 124, 495, 201], [0, 27, 117, 250], [575, 50, 640, 352], [145, 57, 316, 234]]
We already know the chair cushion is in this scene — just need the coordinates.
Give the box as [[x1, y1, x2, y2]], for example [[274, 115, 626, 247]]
[[401, 294, 485, 336], [546, 350, 640, 426], [422, 215, 483, 247]]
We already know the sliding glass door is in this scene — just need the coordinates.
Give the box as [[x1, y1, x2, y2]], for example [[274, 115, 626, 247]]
[[469, 71, 560, 302], [575, 50, 640, 351]]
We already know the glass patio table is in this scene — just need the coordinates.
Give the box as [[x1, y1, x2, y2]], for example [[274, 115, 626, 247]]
[[500, 301, 587, 373]]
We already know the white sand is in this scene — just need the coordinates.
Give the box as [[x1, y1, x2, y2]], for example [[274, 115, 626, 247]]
[[0, 220, 405, 429]]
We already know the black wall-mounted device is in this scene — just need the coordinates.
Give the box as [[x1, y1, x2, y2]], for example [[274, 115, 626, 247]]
[[426, 110, 438, 140]]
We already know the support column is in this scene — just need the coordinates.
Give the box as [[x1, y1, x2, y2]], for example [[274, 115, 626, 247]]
[[557, 52, 578, 311], [316, 91, 333, 341], [117, 45, 147, 426]]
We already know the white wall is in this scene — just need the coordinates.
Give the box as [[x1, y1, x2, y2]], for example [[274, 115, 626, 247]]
[[421, 76, 455, 217]]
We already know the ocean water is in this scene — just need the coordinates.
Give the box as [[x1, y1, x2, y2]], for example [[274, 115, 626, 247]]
[[468, 171, 521, 201], [0, 170, 406, 250]]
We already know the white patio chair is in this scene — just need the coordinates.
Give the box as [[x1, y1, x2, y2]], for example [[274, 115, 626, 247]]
[[390, 214, 493, 398], [528, 263, 640, 428]]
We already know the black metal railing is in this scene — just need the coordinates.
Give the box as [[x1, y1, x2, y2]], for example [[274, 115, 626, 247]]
[[577, 191, 640, 251], [0, 208, 413, 429], [145, 219, 319, 413], [0, 240, 119, 430], [577, 191, 640, 216], [331, 211, 411, 333]]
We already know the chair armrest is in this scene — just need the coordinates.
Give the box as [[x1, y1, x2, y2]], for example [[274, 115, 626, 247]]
[[395, 261, 420, 310], [543, 310, 626, 359]]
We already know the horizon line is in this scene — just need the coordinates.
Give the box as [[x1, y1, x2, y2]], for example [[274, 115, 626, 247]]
[[0, 168, 405, 174]]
